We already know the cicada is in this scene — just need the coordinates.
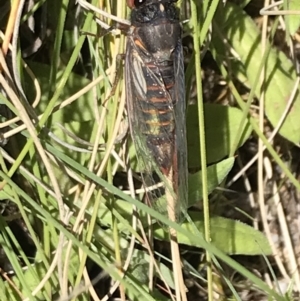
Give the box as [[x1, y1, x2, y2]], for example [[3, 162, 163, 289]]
[[125, 0, 188, 223]]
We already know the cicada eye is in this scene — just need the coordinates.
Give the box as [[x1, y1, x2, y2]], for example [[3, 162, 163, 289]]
[[134, 0, 147, 8], [126, 0, 147, 8]]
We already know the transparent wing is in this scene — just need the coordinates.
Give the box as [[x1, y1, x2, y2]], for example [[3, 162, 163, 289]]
[[173, 41, 188, 219]]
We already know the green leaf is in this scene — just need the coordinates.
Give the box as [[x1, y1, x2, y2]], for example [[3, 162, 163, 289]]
[[22, 62, 112, 191], [215, 2, 300, 144], [95, 231, 176, 297], [187, 104, 252, 167], [285, 0, 300, 36], [0, 232, 80, 300], [24, 62, 94, 124], [154, 214, 272, 255], [97, 158, 234, 228], [3, 263, 53, 299], [188, 157, 234, 207]]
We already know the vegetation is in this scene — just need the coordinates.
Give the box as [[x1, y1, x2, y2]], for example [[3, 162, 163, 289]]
[[0, 0, 299, 300]]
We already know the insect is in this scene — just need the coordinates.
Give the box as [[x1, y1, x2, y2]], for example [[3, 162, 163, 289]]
[[125, 0, 188, 223]]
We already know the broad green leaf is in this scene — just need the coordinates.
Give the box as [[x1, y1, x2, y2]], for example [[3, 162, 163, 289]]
[[188, 157, 234, 206], [187, 104, 252, 167], [3, 250, 80, 300], [154, 214, 272, 255], [285, 0, 300, 36], [23, 62, 118, 190], [129, 249, 175, 290], [24, 62, 95, 124], [214, 2, 300, 144], [3, 262, 53, 300], [94, 228, 175, 291], [97, 158, 234, 228]]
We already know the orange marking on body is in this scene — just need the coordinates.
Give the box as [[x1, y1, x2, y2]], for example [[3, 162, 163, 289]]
[[134, 38, 147, 52], [160, 165, 172, 177], [141, 108, 172, 114], [147, 85, 161, 91], [165, 82, 175, 90], [148, 97, 168, 103], [147, 82, 174, 91], [145, 120, 172, 126]]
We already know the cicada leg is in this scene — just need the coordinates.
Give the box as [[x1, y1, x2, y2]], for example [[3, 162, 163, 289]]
[[80, 21, 129, 39], [103, 53, 126, 105]]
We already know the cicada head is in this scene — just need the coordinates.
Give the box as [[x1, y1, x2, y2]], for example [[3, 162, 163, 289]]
[[127, 0, 178, 9]]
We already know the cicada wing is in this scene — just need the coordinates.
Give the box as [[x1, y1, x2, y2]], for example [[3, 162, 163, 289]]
[[125, 39, 158, 196], [173, 41, 188, 219], [125, 40, 158, 175]]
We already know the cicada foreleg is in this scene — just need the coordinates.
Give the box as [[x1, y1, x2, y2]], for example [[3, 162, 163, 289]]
[[78, 0, 131, 102], [80, 21, 130, 39], [103, 53, 126, 105]]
